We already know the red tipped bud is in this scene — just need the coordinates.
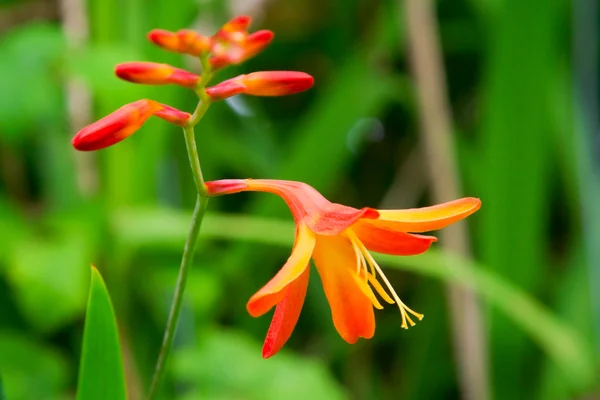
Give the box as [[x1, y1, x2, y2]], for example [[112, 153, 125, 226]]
[[148, 29, 211, 57], [115, 62, 200, 88], [206, 71, 314, 100], [241, 71, 314, 96], [205, 179, 249, 196], [72, 100, 190, 151], [154, 105, 191, 126], [71, 100, 162, 151]]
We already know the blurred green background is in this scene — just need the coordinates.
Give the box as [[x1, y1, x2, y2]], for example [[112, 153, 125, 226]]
[[0, 0, 598, 398]]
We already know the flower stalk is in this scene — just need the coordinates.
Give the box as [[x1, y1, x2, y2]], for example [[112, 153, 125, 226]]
[[147, 54, 213, 400]]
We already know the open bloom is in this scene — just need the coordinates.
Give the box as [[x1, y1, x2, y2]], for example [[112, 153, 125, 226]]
[[71, 100, 190, 151], [206, 179, 481, 358]]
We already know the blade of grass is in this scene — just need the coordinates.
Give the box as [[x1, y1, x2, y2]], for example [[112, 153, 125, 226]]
[[77, 266, 127, 400]]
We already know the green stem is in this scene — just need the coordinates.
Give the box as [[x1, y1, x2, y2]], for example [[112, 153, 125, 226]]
[[183, 123, 208, 195], [147, 193, 209, 399], [147, 55, 214, 400]]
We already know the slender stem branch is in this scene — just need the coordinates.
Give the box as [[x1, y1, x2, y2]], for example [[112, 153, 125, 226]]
[[183, 124, 208, 196], [147, 194, 209, 399]]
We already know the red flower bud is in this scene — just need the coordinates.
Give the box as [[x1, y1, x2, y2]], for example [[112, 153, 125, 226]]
[[206, 71, 314, 100], [154, 105, 191, 126], [148, 29, 211, 57], [240, 71, 314, 96], [72, 100, 163, 151], [72, 100, 190, 151], [115, 62, 200, 88]]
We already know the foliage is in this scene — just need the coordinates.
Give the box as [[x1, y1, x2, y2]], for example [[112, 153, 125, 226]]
[[0, 0, 596, 399]]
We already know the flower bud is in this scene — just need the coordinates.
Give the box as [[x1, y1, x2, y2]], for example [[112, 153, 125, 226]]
[[71, 100, 163, 151], [241, 71, 313, 96], [115, 62, 200, 88], [206, 71, 314, 100], [148, 29, 211, 56]]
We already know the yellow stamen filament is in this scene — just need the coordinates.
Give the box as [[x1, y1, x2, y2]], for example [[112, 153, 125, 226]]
[[347, 230, 424, 329]]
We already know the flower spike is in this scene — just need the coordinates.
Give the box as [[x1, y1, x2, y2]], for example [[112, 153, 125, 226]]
[[71, 100, 189, 151], [115, 62, 200, 88]]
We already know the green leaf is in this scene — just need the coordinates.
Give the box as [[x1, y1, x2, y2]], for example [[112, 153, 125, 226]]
[[77, 267, 127, 400], [0, 376, 5, 400], [113, 210, 596, 392]]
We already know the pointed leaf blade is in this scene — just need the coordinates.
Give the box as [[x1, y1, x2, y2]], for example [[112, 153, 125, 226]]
[[77, 266, 127, 400]]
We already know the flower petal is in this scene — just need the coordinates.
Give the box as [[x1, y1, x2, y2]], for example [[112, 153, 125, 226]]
[[246, 180, 379, 235], [312, 235, 375, 343], [374, 197, 482, 233], [351, 222, 437, 255], [247, 223, 315, 317], [262, 266, 310, 358]]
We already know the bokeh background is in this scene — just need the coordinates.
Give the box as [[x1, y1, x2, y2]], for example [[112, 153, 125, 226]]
[[0, 0, 599, 399]]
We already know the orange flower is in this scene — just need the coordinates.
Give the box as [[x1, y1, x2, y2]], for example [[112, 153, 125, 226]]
[[206, 71, 314, 100], [115, 62, 200, 88], [206, 179, 481, 357], [71, 100, 190, 151]]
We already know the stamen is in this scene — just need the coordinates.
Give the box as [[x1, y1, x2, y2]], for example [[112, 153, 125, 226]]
[[366, 275, 394, 304], [348, 230, 424, 329]]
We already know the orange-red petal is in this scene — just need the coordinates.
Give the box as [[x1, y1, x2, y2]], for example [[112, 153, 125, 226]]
[[247, 223, 315, 317], [351, 222, 437, 255], [372, 197, 482, 233], [262, 266, 310, 358], [312, 234, 375, 343], [246, 180, 379, 235]]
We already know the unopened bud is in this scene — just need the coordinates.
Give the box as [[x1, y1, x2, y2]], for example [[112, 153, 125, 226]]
[[148, 29, 211, 57], [71, 100, 162, 151], [115, 62, 200, 88]]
